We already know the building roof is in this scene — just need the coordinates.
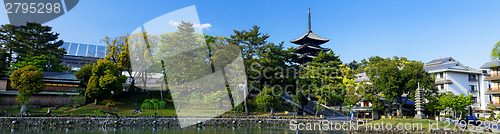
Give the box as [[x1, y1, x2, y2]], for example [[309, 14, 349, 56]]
[[480, 61, 500, 69], [60, 42, 107, 58], [290, 9, 330, 45], [425, 57, 456, 65], [290, 30, 330, 45], [1, 72, 80, 84], [424, 57, 481, 74], [295, 45, 331, 54]]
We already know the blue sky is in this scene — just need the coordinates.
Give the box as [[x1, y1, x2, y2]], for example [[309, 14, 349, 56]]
[[1, 0, 500, 69]]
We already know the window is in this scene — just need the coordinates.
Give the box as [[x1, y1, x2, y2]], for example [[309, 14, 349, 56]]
[[471, 97, 477, 103], [469, 74, 477, 81], [470, 85, 476, 91], [437, 85, 444, 91]]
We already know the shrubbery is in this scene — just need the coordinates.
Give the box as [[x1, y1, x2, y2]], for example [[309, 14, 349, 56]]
[[141, 99, 167, 110]]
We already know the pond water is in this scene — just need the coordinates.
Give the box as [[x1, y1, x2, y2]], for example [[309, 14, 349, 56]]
[[1, 127, 357, 134]]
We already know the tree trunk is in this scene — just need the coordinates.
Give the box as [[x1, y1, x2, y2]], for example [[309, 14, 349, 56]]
[[244, 90, 249, 115], [94, 99, 98, 105], [270, 106, 274, 116], [20, 103, 27, 115], [177, 100, 181, 112], [398, 103, 403, 118]]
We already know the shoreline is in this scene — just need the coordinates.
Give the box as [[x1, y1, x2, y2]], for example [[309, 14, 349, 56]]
[[0, 116, 479, 133]]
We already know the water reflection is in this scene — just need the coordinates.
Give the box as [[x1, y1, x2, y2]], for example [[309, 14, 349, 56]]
[[1, 126, 358, 134]]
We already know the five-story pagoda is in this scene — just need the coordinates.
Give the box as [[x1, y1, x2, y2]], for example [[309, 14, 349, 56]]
[[291, 8, 331, 66]]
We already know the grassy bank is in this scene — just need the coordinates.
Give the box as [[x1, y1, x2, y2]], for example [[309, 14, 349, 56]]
[[1, 91, 300, 117]]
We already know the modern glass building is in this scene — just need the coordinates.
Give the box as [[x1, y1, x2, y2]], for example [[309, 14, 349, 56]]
[[59, 42, 107, 71]]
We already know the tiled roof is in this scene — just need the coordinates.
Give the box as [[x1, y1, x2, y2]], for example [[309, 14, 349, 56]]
[[480, 61, 500, 69]]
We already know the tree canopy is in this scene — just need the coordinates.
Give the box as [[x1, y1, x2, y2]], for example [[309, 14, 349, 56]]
[[0, 22, 66, 74], [86, 60, 127, 104], [367, 56, 435, 117], [10, 65, 44, 113]]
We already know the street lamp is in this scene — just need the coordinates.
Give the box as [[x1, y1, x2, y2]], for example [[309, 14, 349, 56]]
[[238, 83, 248, 115], [110, 91, 115, 113]]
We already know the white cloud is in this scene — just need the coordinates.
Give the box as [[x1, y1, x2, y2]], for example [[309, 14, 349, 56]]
[[193, 23, 212, 30], [169, 20, 212, 30], [169, 20, 180, 27]]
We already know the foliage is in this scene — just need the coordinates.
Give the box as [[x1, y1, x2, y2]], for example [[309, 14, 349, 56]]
[[74, 64, 92, 87], [86, 60, 127, 103], [141, 98, 167, 110], [9, 54, 65, 72], [366, 56, 436, 117], [0, 22, 66, 73], [10, 65, 44, 104], [438, 93, 473, 118], [256, 86, 282, 115], [103, 35, 133, 87], [491, 40, 500, 61]]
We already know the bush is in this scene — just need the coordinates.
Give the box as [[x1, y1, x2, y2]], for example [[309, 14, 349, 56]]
[[141, 99, 167, 110], [443, 114, 452, 118]]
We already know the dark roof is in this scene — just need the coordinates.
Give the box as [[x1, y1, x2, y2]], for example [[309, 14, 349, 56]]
[[290, 30, 330, 45], [424, 57, 481, 74], [481, 61, 500, 69], [424, 62, 467, 71], [425, 57, 455, 65], [295, 45, 331, 54], [1, 72, 79, 83], [43, 72, 77, 80]]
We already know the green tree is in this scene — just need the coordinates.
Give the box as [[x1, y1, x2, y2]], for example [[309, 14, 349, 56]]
[[156, 22, 209, 112], [367, 56, 435, 117], [491, 40, 500, 61], [74, 64, 93, 87], [203, 90, 228, 115], [103, 35, 133, 88], [9, 54, 65, 72], [86, 60, 127, 105], [301, 51, 342, 116], [6, 22, 66, 72], [0, 49, 7, 77], [256, 86, 282, 116], [10, 65, 44, 114], [0, 24, 20, 75]]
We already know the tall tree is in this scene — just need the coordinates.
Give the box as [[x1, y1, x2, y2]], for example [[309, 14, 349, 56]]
[[256, 86, 282, 116], [10, 65, 44, 114], [0, 24, 19, 74], [302, 51, 342, 116], [103, 35, 133, 89], [0, 22, 66, 72], [367, 56, 435, 117], [156, 22, 209, 112], [86, 60, 127, 105]]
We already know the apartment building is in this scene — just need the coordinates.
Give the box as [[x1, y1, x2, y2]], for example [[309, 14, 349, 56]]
[[425, 57, 489, 117]]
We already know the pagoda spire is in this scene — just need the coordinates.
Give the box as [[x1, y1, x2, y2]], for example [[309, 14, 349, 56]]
[[308, 8, 311, 32]]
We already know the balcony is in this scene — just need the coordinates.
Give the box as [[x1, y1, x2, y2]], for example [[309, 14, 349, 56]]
[[488, 101, 500, 108], [486, 88, 500, 95], [435, 79, 452, 85], [485, 74, 500, 81]]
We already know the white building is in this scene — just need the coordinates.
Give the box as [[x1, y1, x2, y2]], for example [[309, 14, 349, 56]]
[[424, 57, 490, 117]]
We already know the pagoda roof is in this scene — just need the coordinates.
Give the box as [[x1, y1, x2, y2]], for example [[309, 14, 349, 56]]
[[290, 30, 330, 45], [296, 44, 330, 53]]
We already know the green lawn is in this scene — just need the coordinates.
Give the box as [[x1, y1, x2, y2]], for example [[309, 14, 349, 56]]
[[1, 92, 307, 117]]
